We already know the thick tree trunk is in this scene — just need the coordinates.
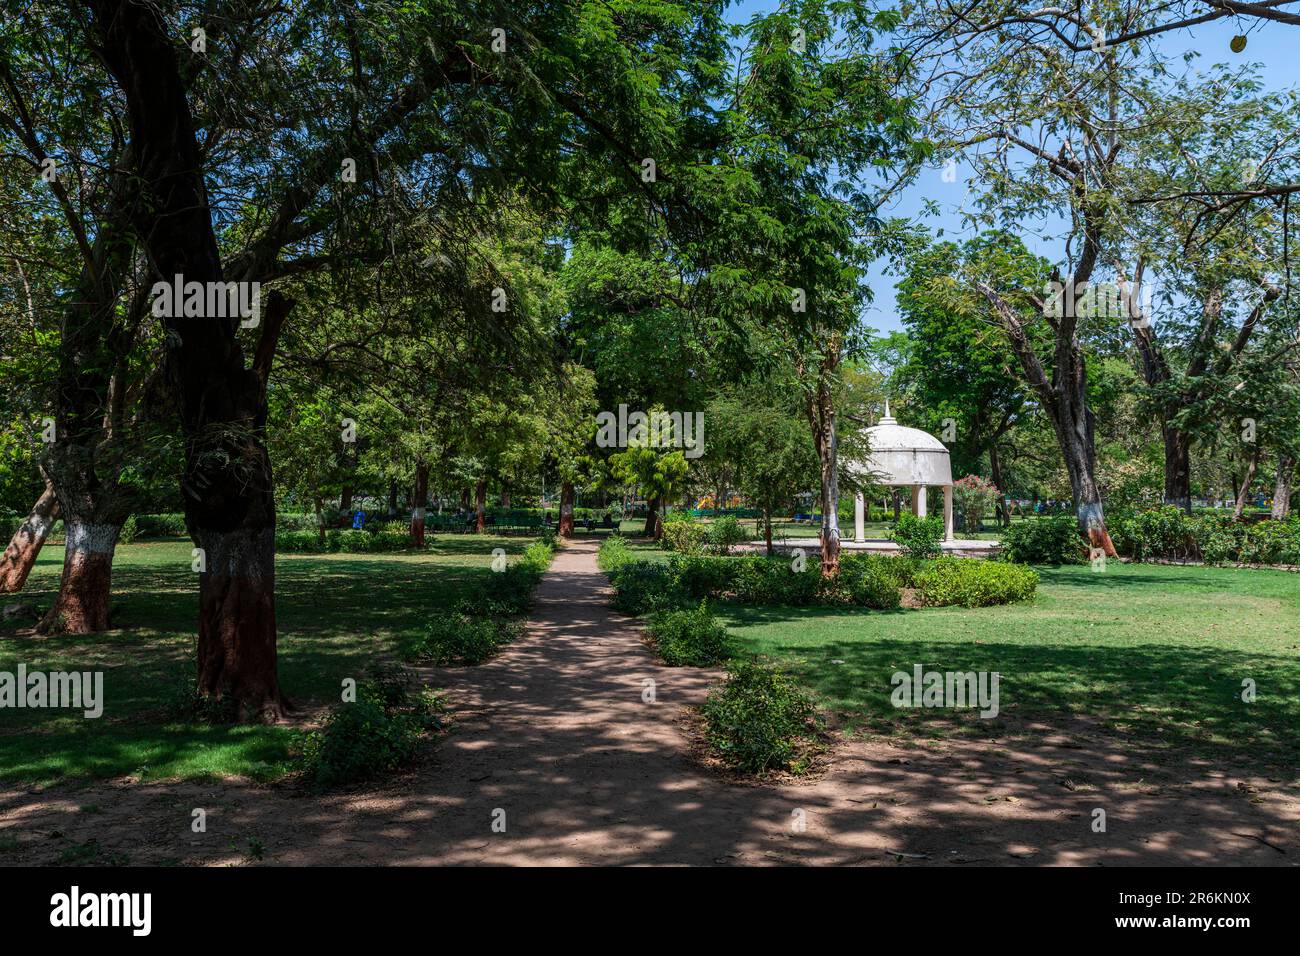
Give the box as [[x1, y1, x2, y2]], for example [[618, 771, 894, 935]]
[[500, 486, 511, 509], [558, 481, 575, 537], [643, 495, 661, 539], [387, 480, 399, 518], [1273, 453, 1295, 519], [461, 487, 471, 510], [474, 479, 488, 533], [764, 507, 774, 556], [340, 485, 353, 514], [0, 481, 60, 593], [410, 461, 429, 547], [891, 489, 901, 521], [37, 520, 120, 634], [84, 0, 292, 719], [1235, 444, 1261, 519], [1163, 427, 1192, 513]]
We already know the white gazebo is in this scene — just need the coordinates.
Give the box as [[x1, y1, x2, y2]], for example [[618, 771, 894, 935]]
[[846, 403, 954, 543]]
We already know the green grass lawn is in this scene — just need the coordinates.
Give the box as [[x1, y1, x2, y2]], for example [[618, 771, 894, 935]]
[[714, 561, 1300, 769], [0, 536, 540, 787]]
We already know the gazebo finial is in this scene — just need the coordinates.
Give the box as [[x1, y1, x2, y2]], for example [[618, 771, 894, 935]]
[[880, 399, 896, 425]]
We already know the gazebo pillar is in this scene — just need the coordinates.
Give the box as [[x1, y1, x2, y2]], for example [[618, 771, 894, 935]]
[[911, 484, 927, 517], [943, 485, 955, 541], [854, 491, 865, 542]]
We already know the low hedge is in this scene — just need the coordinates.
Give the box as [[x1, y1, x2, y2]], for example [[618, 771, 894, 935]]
[[1112, 506, 1300, 566], [915, 557, 1038, 607]]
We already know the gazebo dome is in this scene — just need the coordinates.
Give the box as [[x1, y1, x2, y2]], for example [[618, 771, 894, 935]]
[[854, 404, 952, 486]]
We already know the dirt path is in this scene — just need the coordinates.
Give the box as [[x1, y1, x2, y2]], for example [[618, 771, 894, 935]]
[[2, 538, 1297, 866]]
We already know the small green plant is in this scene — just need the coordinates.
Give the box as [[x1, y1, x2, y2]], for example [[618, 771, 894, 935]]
[[998, 515, 1084, 565], [164, 669, 240, 724], [705, 515, 751, 555], [300, 665, 447, 789], [890, 513, 945, 558], [647, 601, 730, 666], [597, 534, 635, 572], [833, 555, 903, 609], [404, 611, 519, 666], [701, 659, 823, 774]]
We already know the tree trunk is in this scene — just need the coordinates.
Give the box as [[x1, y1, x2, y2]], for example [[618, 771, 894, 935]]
[[387, 480, 399, 518], [558, 481, 575, 537], [643, 495, 661, 539], [1235, 444, 1262, 519], [37, 520, 120, 634], [988, 443, 1010, 527], [764, 507, 774, 556], [85, 0, 291, 718], [474, 479, 488, 533], [410, 461, 429, 547], [1272, 452, 1295, 519], [1163, 426, 1192, 513], [804, 360, 842, 578], [314, 496, 325, 546], [0, 480, 60, 593], [891, 489, 901, 521], [340, 485, 354, 514], [500, 486, 511, 508], [461, 487, 471, 510]]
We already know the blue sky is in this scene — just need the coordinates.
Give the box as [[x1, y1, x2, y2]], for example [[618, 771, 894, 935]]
[[726, 1, 1300, 332]]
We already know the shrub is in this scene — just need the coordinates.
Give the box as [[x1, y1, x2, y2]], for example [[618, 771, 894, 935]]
[[705, 515, 751, 555], [405, 611, 520, 665], [134, 513, 188, 537], [890, 513, 946, 558], [915, 557, 1038, 607], [607, 560, 683, 614], [953, 475, 1000, 532], [660, 516, 707, 555], [834, 555, 903, 609], [668, 554, 740, 599], [118, 515, 138, 544], [647, 601, 730, 666], [300, 666, 446, 788], [998, 515, 1083, 565], [1111, 505, 1195, 561], [700, 659, 822, 774], [597, 535, 635, 573], [732, 555, 821, 606]]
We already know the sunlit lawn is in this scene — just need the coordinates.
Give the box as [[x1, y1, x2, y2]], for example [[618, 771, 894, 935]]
[[713, 561, 1300, 770], [0, 536, 539, 787]]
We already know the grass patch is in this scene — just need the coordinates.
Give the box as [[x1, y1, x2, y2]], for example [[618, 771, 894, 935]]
[[0, 535, 543, 786], [715, 561, 1300, 769]]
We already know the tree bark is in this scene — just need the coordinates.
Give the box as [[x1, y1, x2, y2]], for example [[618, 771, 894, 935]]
[[558, 481, 575, 537], [764, 507, 774, 556], [642, 495, 661, 539], [978, 280, 1116, 556], [85, 0, 291, 718], [314, 496, 325, 546], [0, 480, 60, 593], [1273, 452, 1295, 519], [37, 520, 121, 634], [1235, 443, 1262, 519], [474, 479, 488, 533], [340, 485, 354, 514], [387, 480, 399, 518], [988, 442, 1010, 527], [410, 461, 429, 547], [1162, 426, 1192, 513], [803, 351, 842, 578], [500, 486, 511, 508]]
